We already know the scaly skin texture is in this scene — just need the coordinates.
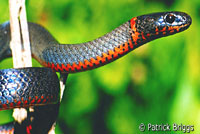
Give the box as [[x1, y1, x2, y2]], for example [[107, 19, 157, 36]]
[[0, 12, 191, 73], [45, 12, 191, 72], [0, 68, 59, 110], [0, 11, 192, 133], [0, 67, 60, 134]]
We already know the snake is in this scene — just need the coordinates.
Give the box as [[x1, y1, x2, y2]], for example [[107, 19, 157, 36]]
[[0, 11, 191, 133]]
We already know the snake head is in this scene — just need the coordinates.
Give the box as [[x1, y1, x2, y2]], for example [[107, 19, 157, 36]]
[[132, 11, 192, 42]]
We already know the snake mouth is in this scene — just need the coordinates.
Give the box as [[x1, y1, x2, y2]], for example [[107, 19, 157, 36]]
[[178, 23, 191, 32]]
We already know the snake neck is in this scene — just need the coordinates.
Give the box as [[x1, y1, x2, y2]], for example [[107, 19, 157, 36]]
[[41, 21, 137, 72]]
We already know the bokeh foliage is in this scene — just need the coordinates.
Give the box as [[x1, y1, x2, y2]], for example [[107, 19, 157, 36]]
[[0, 0, 199, 133]]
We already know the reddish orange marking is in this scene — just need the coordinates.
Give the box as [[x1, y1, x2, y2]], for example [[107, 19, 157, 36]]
[[146, 33, 150, 37], [2, 104, 7, 109], [43, 99, 47, 103], [114, 47, 120, 53], [108, 50, 114, 56], [160, 27, 166, 32], [130, 17, 137, 30], [56, 64, 63, 72], [66, 64, 71, 71], [90, 58, 97, 65], [53, 64, 58, 71], [14, 99, 17, 103], [102, 53, 108, 60], [17, 101, 21, 106], [72, 62, 79, 70], [9, 102, 14, 108], [78, 61, 87, 69], [26, 125, 32, 134], [129, 17, 141, 46], [50, 63, 56, 71], [84, 59, 92, 67], [31, 99, 35, 104], [96, 56, 102, 62], [124, 42, 129, 52], [155, 27, 159, 32], [132, 33, 139, 45], [47, 62, 51, 67], [141, 33, 146, 40], [37, 99, 41, 104], [70, 64, 75, 71], [61, 64, 67, 71], [24, 100, 28, 105], [168, 26, 179, 33], [128, 39, 134, 49]]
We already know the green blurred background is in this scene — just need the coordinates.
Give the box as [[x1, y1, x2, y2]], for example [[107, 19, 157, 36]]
[[0, 0, 199, 133]]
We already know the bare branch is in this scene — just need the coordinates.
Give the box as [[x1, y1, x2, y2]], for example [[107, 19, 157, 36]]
[[9, 0, 23, 68], [59, 74, 68, 101], [9, 0, 32, 124], [19, 0, 32, 66]]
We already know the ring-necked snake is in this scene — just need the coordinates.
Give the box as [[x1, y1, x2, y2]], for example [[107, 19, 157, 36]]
[[0, 11, 191, 133]]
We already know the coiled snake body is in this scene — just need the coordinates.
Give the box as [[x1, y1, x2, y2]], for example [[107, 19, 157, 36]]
[[0, 11, 191, 133]]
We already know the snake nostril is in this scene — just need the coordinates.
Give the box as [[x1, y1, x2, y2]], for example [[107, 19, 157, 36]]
[[182, 16, 186, 21]]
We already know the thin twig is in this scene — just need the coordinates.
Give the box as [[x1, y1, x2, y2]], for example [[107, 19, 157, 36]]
[[19, 0, 32, 66], [59, 73, 68, 101], [9, 0, 23, 68], [9, 0, 32, 124]]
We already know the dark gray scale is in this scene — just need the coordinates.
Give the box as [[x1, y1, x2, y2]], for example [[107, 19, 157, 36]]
[[0, 68, 59, 109], [41, 22, 132, 66]]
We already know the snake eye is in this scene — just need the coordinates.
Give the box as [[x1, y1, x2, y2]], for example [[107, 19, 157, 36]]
[[165, 14, 176, 24]]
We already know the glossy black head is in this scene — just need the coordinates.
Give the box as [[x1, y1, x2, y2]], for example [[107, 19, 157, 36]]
[[135, 11, 192, 39]]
